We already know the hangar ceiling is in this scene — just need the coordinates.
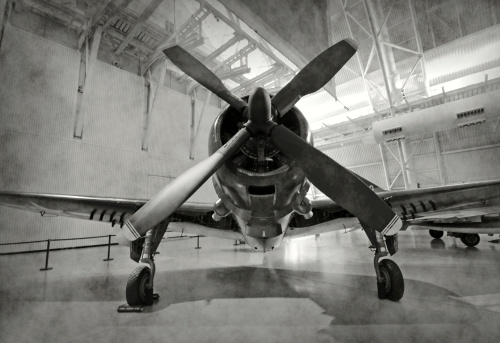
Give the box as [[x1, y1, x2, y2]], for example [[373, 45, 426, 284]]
[[2, 0, 500, 141]]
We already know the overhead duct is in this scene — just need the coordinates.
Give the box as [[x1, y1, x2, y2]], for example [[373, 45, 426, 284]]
[[373, 89, 500, 143]]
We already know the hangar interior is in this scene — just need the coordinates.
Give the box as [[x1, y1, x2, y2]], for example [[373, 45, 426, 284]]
[[1, 0, 500, 342]]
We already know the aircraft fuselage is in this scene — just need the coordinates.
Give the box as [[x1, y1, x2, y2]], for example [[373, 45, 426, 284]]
[[208, 99, 314, 251]]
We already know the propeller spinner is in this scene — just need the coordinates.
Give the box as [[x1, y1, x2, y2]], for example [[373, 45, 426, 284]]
[[120, 40, 402, 242]]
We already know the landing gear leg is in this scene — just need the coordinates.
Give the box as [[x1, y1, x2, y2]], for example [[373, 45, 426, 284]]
[[362, 222, 404, 301], [121, 220, 169, 309]]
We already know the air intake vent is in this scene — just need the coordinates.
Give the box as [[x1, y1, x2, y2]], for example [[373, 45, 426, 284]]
[[383, 127, 403, 135], [456, 107, 486, 128], [456, 107, 484, 119], [382, 127, 405, 141], [249, 185, 275, 195]]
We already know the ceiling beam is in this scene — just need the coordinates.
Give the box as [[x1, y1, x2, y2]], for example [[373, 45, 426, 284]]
[[197, 0, 292, 74], [179, 34, 242, 82], [218, 0, 339, 99], [140, 6, 210, 75], [102, 0, 135, 30], [187, 65, 251, 93], [231, 64, 282, 93], [24, 0, 86, 29], [115, 0, 164, 55], [77, 0, 114, 49], [105, 27, 155, 54]]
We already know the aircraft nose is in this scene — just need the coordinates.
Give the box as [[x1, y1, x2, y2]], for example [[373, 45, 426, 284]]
[[248, 87, 272, 125]]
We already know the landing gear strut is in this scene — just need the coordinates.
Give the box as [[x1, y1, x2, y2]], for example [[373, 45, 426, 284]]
[[126, 264, 157, 306], [460, 233, 480, 247], [429, 229, 444, 239], [448, 232, 481, 247], [362, 222, 404, 301], [121, 220, 169, 309]]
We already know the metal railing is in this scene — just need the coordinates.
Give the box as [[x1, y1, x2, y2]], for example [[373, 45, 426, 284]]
[[0, 233, 204, 271], [0, 235, 117, 270]]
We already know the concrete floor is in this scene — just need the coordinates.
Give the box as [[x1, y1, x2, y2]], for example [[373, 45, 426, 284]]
[[1, 230, 500, 343]]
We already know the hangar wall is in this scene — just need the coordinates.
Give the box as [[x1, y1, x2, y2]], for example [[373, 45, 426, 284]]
[[318, 122, 500, 195], [0, 26, 219, 253]]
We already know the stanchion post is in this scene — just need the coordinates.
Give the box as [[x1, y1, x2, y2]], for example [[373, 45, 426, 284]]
[[103, 235, 114, 261], [195, 235, 201, 249], [40, 239, 53, 271]]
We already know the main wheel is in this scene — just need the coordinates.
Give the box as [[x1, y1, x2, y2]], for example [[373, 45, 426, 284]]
[[378, 259, 404, 301], [429, 230, 444, 239], [126, 265, 152, 306], [460, 234, 480, 247]]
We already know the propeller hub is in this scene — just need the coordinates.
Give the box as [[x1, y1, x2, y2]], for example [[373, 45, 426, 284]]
[[248, 87, 272, 125]]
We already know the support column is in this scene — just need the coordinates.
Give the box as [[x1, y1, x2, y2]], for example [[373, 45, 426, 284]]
[[190, 91, 212, 159], [397, 140, 409, 189], [401, 140, 417, 188], [142, 60, 167, 151], [363, 0, 401, 113], [433, 132, 446, 185], [74, 25, 103, 139], [364, 0, 419, 189], [0, 0, 7, 41], [408, 0, 429, 93], [378, 144, 391, 190]]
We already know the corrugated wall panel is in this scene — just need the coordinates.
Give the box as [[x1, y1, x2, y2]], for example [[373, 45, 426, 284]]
[[409, 137, 436, 156], [416, 169, 441, 187], [0, 27, 217, 252], [148, 86, 191, 160], [425, 25, 500, 86], [349, 164, 386, 187], [0, 25, 79, 139], [323, 143, 382, 167], [412, 155, 438, 171], [0, 129, 150, 197], [192, 98, 222, 161], [81, 61, 144, 151], [438, 125, 500, 152], [444, 146, 500, 183]]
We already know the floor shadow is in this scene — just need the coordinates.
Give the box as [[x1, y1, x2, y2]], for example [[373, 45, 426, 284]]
[[430, 239, 446, 249], [3, 264, 482, 327]]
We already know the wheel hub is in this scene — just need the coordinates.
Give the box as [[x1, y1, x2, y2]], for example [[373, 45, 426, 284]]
[[380, 267, 391, 293], [139, 274, 150, 300]]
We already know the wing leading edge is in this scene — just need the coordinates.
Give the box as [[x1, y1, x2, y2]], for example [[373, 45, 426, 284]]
[[0, 191, 243, 239]]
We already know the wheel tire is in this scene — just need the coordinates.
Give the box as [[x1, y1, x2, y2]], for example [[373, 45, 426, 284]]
[[429, 230, 444, 239], [379, 259, 404, 301], [460, 234, 480, 247], [126, 265, 151, 306]]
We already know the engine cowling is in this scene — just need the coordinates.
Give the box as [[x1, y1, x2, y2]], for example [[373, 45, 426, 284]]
[[208, 97, 313, 231]]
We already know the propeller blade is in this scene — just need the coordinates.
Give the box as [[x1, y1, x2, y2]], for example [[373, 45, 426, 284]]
[[271, 39, 358, 117], [270, 125, 402, 235], [121, 128, 252, 241], [163, 45, 248, 112]]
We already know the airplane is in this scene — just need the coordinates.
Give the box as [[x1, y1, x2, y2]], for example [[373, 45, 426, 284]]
[[391, 182, 500, 246], [1, 39, 499, 308]]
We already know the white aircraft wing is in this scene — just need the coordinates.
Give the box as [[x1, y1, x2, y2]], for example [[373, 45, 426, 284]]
[[0, 191, 243, 241], [285, 217, 362, 239], [408, 205, 500, 223]]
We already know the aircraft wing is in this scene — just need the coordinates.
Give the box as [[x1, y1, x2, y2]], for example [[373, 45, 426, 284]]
[[407, 205, 500, 224], [0, 191, 243, 241], [285, 217, 362, 239]]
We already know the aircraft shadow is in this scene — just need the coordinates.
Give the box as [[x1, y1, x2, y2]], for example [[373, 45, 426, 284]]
[[3, 265, 482, 327]]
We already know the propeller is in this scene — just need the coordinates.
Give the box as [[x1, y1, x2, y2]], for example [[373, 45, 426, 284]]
[[271, 39, 357, 117], [120, 39, 401, 243], [121, 128, 251, 241], [269, 125, 401, 235], [163, 45, 248, 113]]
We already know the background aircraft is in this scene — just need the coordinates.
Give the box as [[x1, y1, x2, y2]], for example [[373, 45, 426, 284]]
[[2, 40, 499, 308]]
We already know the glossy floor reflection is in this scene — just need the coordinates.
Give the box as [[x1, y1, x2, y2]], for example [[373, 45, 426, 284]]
[[1, 230, 500, 343]]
